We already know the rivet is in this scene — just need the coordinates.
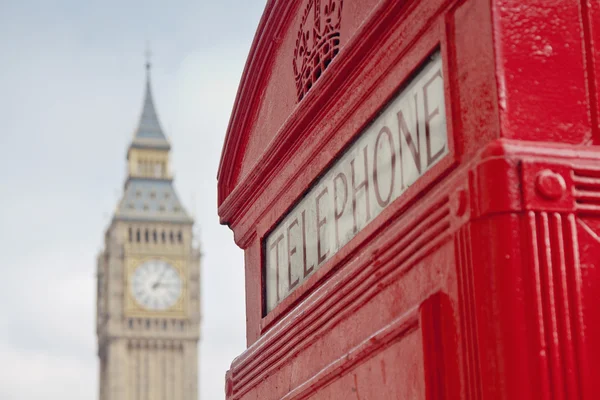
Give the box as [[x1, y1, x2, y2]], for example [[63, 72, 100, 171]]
[[535, 169, 566, 200]]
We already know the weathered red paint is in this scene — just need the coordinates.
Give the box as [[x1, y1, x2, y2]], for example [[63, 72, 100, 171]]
[[218, 0, 600, 398]]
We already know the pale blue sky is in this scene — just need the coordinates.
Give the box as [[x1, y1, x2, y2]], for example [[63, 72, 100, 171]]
[[0, 1, 266, 399]]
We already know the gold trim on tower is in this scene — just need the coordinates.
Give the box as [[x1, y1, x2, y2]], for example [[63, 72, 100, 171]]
[[124, 256, 188, 318]]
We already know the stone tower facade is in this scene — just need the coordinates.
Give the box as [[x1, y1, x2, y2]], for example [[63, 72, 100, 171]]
[[96, 60, 201, 400]]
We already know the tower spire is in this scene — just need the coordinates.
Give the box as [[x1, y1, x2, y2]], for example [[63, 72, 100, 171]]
[[117, 47, 190, 222], [145, 43, 152, 76], [128, 45, 170, 150]]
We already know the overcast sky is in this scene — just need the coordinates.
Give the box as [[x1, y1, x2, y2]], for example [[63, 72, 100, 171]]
[[0, 1, 266, 398]]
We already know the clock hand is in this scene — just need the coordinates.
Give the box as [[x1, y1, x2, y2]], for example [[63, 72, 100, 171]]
[[152, 265, 168, 289]]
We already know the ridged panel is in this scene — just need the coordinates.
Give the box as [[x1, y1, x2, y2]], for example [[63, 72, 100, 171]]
[[528, 211, 584, 400], [573, 168, 600, 214], [229, 196, 452, 398], [455, 225, 482, 400], [282, 306, 419, 400]]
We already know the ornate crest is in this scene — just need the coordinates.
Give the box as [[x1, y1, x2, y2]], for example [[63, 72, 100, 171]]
[[293, 0, 344, 102]]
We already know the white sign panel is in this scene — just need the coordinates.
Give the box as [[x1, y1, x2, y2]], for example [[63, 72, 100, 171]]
[[265, 52, 448, 312]]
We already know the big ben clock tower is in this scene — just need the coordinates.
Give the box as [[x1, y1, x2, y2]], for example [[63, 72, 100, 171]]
[[96, 58, 201, 400]]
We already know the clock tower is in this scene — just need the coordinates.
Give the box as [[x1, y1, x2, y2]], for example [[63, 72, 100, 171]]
[[96, 59, 201, 400]]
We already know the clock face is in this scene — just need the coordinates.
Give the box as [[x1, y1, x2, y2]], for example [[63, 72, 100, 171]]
[[131, 259, 182, 311]]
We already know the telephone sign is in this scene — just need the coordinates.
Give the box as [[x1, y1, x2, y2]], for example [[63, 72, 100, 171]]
[[265, 53, 447, 312]]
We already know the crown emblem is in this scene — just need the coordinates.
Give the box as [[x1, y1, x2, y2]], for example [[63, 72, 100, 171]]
[[293, 0, 344, 102]]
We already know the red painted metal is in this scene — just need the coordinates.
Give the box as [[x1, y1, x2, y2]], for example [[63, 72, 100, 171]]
[[217, 0, 599, 398]]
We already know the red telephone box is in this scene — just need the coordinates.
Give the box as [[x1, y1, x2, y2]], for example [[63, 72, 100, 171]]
[[218, 0, 600, 398]]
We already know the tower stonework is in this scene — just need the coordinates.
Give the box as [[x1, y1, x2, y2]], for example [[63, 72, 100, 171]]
[[96, 62, 201, 400]]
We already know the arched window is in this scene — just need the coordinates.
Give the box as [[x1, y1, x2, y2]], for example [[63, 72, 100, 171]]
[[136, 229, 141, 243], [169, 231, 174, 243], [177, 231, 183, 243], [128, 227, 133, 242], [153, 230, 157, 243], [144, 229, 149, 242], [161, 231, 166, 243]]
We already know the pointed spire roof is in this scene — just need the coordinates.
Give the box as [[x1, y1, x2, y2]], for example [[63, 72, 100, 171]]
[[114, 53, 192, 224], [130, 59, 171, 150]]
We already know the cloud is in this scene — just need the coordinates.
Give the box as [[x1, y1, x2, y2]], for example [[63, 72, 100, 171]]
[[0, 0, 266, 399], [0, 249, 96, 400], [0, 342, 95, 400], [169, 48, 251, 396]]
